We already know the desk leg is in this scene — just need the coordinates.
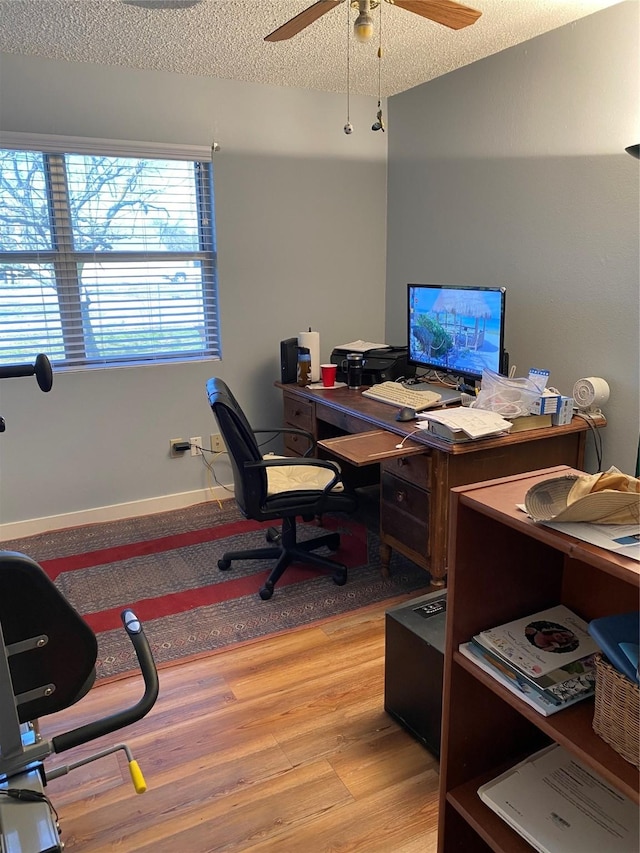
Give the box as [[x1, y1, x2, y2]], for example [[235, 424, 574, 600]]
[[380, 541, 392, 578]]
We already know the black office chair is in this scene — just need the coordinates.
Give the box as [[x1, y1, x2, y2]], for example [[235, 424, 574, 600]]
[[206, 377, 358, 600]]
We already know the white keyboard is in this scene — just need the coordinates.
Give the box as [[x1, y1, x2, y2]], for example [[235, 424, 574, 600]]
[[362, 381, 441, 411]]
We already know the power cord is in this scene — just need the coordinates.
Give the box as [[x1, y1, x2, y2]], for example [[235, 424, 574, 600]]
[[395, 428, 423, 449], [405, 369, 462, 390], [0, 788, 59, 821], [189, 434, 279, 457], [191, 432, 299, 502], [574, 410, 604, 472], [199, 449, 233, 499]]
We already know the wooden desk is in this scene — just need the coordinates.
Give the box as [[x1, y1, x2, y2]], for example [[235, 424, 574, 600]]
[[276, 382, 599, 586]]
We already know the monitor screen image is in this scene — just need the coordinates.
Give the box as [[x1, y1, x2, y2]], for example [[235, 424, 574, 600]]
[[407, 284, 506, 382]]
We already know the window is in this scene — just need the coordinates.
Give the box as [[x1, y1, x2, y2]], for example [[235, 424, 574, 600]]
[[0, 147, 219, 368]]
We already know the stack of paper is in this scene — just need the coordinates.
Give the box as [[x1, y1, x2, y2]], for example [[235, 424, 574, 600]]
[[478, 744, 639, 852], [416, 406, 513, 439], [333, 340, 390, 352]]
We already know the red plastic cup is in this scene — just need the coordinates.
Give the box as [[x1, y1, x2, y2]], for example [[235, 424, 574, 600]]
[[320, 363, 337, 387]]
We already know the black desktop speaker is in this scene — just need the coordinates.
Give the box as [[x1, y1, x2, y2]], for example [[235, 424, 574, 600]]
[[280, 337, 298, 384]]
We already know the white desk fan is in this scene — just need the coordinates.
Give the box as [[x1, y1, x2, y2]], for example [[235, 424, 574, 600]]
[[572, 377, 610, 413]]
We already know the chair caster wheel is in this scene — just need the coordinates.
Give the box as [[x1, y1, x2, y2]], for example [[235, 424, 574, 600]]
[[218, 558, 232, 571], [266, 527, 281, 544], [327, 533, 340, 552], [332, 568, 347, 586], [259, 583, 274, 600]]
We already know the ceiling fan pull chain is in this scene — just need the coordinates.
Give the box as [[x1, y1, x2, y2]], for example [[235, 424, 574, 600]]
[[372, 4, 385, 132], [344, 0, 353, 134]]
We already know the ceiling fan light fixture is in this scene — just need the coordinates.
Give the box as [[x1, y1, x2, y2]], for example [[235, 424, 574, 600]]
[[353, 10, 374, 43]]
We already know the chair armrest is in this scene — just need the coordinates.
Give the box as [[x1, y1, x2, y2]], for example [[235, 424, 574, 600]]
[[246, 456, 342, 495], [253, 427, 316, 457]]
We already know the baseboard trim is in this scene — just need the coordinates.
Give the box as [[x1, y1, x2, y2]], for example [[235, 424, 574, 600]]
[[0, 484, 234, 540]]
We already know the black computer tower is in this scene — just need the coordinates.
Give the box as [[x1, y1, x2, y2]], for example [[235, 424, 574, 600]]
[[384, 590, 447, 758], [280, 337, 298, 384]]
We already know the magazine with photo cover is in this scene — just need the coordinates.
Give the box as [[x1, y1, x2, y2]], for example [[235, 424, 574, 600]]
[[468, 638, 596, 705], [477, 604, 599, 679]]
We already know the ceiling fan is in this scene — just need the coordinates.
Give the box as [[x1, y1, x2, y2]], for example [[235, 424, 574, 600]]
[[265, 0, 482, 43]]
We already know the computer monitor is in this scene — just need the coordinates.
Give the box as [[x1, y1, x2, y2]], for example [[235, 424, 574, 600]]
[[407, 284, 507, 385]]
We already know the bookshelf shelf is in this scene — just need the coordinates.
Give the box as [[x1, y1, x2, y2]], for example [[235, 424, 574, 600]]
[[448, 775, 534, 853], [438, 467, 640, 852]]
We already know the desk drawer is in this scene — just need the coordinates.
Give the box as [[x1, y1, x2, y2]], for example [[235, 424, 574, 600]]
[[315, 402, 373, 435], [283, 430, 314, 457], [283, 393, 315, 433], [381, 472, 430, 557], [382, 453, 431, 488]]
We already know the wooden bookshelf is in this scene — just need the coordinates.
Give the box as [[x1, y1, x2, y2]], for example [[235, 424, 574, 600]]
[[437, 467, 640, 851]]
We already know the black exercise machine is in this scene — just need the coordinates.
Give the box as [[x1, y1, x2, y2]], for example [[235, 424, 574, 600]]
[[0, 356, 159, 852]]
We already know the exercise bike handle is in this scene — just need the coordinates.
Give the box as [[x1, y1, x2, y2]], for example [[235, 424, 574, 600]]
[[0, 353, 53, 392], [51, 609, 159, 755]]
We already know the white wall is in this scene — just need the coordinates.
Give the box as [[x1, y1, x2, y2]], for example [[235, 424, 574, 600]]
[[0, 55, 388, 531], [386, 1, 639, 474]]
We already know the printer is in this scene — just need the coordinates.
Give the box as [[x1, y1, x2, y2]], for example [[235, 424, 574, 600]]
[[330, 346, 415, 385]]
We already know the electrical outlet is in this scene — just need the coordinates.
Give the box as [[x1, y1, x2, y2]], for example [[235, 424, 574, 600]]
[[210, 433, 225, 453], [190, 436, 202, 457], [170, 438, 187, 457]]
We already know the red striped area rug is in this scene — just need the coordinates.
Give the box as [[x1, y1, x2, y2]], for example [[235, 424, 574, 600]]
[[2, 500, 431, 680]]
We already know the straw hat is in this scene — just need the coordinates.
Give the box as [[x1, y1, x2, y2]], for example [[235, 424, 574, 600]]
[[525, 469, 640, 524]]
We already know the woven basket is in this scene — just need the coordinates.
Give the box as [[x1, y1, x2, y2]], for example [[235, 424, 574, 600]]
[[592, 653, 640, 768]]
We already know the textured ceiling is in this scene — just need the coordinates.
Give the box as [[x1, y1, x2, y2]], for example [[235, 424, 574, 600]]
[[0, 0, 623, 97]]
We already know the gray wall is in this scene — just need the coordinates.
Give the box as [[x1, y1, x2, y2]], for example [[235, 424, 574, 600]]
[[0, 57, 388, 528], [386, 1, 639, 474], [1, 1, 638, 531]]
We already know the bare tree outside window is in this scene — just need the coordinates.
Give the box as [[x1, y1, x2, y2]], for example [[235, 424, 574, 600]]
[[0, 149, 219, 368]]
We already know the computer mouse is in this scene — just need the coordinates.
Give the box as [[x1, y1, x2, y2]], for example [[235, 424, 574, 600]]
[[396, 406, 416, 422]]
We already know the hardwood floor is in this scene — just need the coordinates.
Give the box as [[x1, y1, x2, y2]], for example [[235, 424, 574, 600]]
[[40, 597, 440, 852]]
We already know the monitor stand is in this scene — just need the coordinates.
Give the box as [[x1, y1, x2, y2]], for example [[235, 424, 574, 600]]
[[402, 380, 462, 406]]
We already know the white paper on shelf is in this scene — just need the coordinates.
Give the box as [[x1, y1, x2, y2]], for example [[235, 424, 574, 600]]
[[478, 743, 639, 853], [416, 406, 513, 439], [333, 340, 390, 353], [541, 520, 640, 561], [517, 506, 640, 562]]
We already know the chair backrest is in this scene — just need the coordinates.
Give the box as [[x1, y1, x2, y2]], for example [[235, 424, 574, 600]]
[[206, 378, 266, 518], [0, 551, 97, 723]]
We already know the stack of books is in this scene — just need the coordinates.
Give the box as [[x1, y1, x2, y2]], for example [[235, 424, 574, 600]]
[[506, 413, 553, 432], [459, 604, 599, 716]]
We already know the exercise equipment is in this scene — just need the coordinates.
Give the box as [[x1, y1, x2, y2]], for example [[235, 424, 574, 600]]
[[0, 356, 159, 852], [0, 354, 53, 433]]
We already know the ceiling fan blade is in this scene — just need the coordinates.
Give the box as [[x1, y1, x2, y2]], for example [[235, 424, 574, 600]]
[[389, 0, 482, 30], [265, 1, 345, 42]]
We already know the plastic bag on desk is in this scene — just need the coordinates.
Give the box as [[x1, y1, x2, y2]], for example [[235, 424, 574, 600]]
[[472, 368, 540, 418]]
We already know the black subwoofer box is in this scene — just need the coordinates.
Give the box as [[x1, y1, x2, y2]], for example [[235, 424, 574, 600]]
[[384, 589, 447, 758]]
